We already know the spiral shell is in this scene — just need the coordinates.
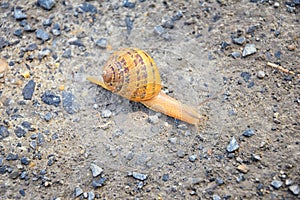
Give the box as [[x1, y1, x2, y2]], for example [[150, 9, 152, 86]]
[[101, 48, 162, 102]]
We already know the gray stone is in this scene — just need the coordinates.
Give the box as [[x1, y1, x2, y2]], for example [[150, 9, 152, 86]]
[[148, 115, 159, 124], [0, 125, 10, 139], [257, 70, 266, 79], [14, 8, 27, 20], [22, 80, 36, 100], [231, 51, 241, 59], [95, 38, 107, 49], [232, 37, 246, 45], [289, 185, 299, 195], [62, 91, 76, 114], [41, 91, 61, 106], [74, 187, 83, 197], [88, 191, 95, 200], [242, 128, 255, 137], [132, 172, 147, 181], [242, 44, 257, 57], [36, 29, 50, 41], [37, 0, 56, 10], [227, 136, 239, 152], [189, 155, 197, 162], [90, 163, 103, 177], [271, 180, 283, 189], [92, 178, 106, 188], [176, 149, 186, 158], [101, 109, 112, 118]]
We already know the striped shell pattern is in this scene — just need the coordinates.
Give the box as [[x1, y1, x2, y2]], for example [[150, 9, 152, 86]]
[[102, 48, 162, 102]]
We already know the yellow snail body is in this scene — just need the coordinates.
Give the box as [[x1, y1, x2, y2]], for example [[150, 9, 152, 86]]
[[87, 48, 203, 125]]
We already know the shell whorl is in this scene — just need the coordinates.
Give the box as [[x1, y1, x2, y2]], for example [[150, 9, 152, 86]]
[[102, 48, 162, 101]]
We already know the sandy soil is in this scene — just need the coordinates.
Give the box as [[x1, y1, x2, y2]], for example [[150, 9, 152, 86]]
[[0, 0, 299, 199]]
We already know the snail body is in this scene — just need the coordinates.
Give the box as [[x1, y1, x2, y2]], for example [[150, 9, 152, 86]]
[[87, 48, 202, 125]]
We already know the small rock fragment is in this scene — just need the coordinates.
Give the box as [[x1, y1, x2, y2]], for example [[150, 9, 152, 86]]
[[90, 163, 103, 177], [188, 155, 197, 162], [95, 38, 107, 49], [162, 174, 169, 182], [92, 178, 106, 188], [15, 127, 26, 138], [289, 185, 300, 195], [242, 44, 257, 57], [62, 49, 72, 58], [37, 0, 56, 10], [0, 125, 10, 140], [44, 112, 52, 122], [41, 91, 61, 106], [132, 172, 147, 181], [19, 189, 26, 197], [257, 70, 265, 79], [227, 136, 239, 153], [36, 29, 50, 41], [176, 149, 186, 158], [21, 157, 30, 165], [14, 8, 27, 20], [51, 23, 61, 36], [252, 154, 261, 161], [125, 16, 133, 34], [232, 37, 246, 45], [68, 38, 85, 47], [6, 153, 19, 161], [241, 71, 251, 82], [231, 52, 241, 59], [22, 80, 36, 100], [78, 2, 97, 13], [237, 164, 249, 173], [242, 128, 255, 137], [271, 180, 283, 189], [148, 115, 159, 124], [88, 191, 95, 200], [75, 187, 83, 197], [123, 0, 136, 8], [101, 109, 112, 118]]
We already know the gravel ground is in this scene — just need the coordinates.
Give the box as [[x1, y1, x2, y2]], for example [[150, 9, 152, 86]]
[[0, 0, 299, 199]]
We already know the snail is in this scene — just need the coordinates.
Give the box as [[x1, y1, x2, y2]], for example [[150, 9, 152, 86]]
[[87, 48, 203, 125]]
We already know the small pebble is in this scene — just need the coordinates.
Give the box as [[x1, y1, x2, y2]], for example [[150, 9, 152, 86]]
[[0, 125, 10, 140], [227, 136, 239, 153], [162, 174, 169, 182], [232, 37, 246, 45], [74, 187, 83, 197], [132, 172, 147, 181], [13, 29, 23, 37], [19, 189, 26, 197], [188, 155, 197, 162], [236, 174, 245, 183], [14, 8, 27, 20], [27, 43, 38, 51], [88, 191, 95, 200], [289, 185, 299, 195], [241, 71, 251, 82], [148, 115, 159, 124], [231, 52, 241, 59], [161, 15, 174, 29], [37, 0, 56, 10], [30, 140, 37, 149], [216, 177, 224, 185], [212, 195, 221, 200], [95, 38, 107, 49], [21, 157, 30, 165], [78, 2, 97, 13], [125, 16, 133, 34], [90, 163, 103, 177], [242, 44, 257, 57], [6, 153, 19, 161], [68, 38, 85, 47], [92, 178, 106, 188], [44, 112, 52, 122], [101, 109, 112, 118], [168, 137, 177, 144], [176, 149, 186, 158], [41, 91, 61, 106], [257, 70, 265, 79], [51, 23, 61, 36], [252, 154, 261, 161], [43, 18, 52, 26], [274, 2, 280, 8], [285, 179, 293, 186], [15, 127, 26, 138], [271, 180, 283, 189], [123, 0, 136, 8], [36, 29, 51, 41], [242, 128, 255, 137], [237, 164, 249, 173], [24, 24, 35, 32], [171, 10, 183, 21], [22, 80, 36, 100]]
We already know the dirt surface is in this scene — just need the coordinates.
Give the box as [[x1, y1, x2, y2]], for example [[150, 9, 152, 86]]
[[0, 0, 299, 199]]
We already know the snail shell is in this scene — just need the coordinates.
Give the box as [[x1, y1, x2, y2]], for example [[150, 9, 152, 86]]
[[87, 48, 203, 125], [101, 48, 161, 102]]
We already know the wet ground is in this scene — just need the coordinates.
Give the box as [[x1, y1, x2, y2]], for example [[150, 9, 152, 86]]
[[0, 0, 299, 199]]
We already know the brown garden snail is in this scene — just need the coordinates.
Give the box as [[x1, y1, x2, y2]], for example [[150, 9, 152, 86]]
[[87, 48, 203, 125]]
